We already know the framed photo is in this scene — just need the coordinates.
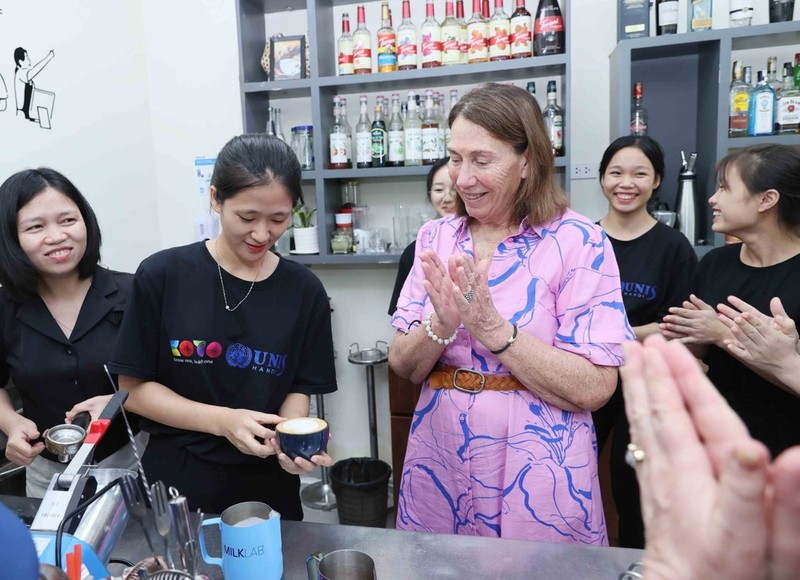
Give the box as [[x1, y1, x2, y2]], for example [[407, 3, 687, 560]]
[[269, 35, 306, 81]]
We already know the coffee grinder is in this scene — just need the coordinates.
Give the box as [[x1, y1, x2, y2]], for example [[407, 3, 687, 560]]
[[30, 391, 132, 578]]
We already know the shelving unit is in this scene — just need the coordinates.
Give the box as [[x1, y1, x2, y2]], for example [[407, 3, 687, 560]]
[[235, 0, 571, 265], [610, 21, 800, 251]]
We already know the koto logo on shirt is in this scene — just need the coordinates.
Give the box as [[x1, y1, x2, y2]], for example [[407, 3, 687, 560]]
[[170, 340, 223, 359], [620, 281, 657, 301]]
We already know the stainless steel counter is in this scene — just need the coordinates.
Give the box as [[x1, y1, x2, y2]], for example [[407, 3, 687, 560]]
[[3, 495, 643, 579]]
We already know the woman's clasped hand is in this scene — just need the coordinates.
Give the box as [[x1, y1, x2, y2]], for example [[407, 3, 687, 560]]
[[620, 335, 800, 580]]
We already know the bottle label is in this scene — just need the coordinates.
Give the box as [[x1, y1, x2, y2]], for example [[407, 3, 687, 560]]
[[338, 40, 354, 75], [371, 128, 387, 159], [459, 25, 469, 60], [421, 26, 443, 65], [489, 22, 511, 59], [630, 115, 647, 135], [732, 92, 749, 113], [729, 114, 748, 132], [353, 33, 372, 71], [356, 132, 371, 164], [377, 32, 397, 72], [753, 93, 775, 135], [510, 15, 532, 56], [778, 96, 800, 127], [405, 127, 423, 162], [658, 2, 679, 26], [422, 127, 439, 161], [547, 115, 563, 148], [534, 16, 564, 34], [467, 23, 489, 61], [442, 23, 461, 64], [330, 133, 349, 164], [397, 32, 418, 67], [437, 127, 446, 157], [388, 130, 405, 162]]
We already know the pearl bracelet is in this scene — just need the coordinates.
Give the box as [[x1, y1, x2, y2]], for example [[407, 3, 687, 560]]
[[423, 312, 458, 346]]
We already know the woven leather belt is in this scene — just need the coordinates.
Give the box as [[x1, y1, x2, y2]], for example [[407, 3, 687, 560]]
[[427, 365, 524, 394]]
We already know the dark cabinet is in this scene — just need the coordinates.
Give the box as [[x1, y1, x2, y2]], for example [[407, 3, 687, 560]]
[[387, 366, 421, 510]]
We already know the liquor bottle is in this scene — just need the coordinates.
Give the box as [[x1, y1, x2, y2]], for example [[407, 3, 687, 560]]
[[526, 81, 536, 98], [329, 97, 350, 169], [266, 106, 279, 138], [377, 0, 397, 73], [274, 107, 286, 142], [421, 0, 443, 68], [437, 92, 448, 157], [353, 5, 372, 74], [510, 0, 533, 59], [371, 101, 388, 167], [728, 61, 750, 138], [482, 0, 491, 18], [777, 62, 800, 134], [744, 65, 753, 88], [445, 89, 459, 151], [533, 0, 565, 56], [795, 53, 800, 88], [542, 81, 564, 157], [688, 0, 712, 32], [656, 0, 678, 35], [355, 95, 372, 168], [729, 0, 754, 27], [489, 0, 512, 61], [456, 0, 470, 64], [630, 82, 648, 136], [404, 91, 423, 166], [467, 0, 489, 63], [442, 1, 462, 66], [767, 57, 782, 98], [748, 71, 776, 137], [338, 13, 354, 75], [422, 90, 440, 164], [388, 93, 405, 166], [397, 0, 418, 70], [340, 97, 353, 167]]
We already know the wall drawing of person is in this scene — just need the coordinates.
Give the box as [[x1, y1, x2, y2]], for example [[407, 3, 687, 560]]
[[0, 72, 8, 112], [13, 47, 55, 122]]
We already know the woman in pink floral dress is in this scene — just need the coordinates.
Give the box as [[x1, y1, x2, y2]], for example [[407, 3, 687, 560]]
[[389, 83, 632, 544]]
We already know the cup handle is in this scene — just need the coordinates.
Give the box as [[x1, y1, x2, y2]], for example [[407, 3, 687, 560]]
[[305, 551, 323, 580], [198, 517, 222, 567]]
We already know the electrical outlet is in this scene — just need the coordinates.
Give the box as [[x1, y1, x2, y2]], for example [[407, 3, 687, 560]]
[[571, 163, 598, 180]]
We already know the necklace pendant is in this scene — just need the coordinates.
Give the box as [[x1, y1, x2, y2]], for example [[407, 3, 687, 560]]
[[225, 305, 232, 311]]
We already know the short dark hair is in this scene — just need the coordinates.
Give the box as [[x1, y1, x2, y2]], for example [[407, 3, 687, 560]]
[[211, 134, 304, 208], [448, 83, 568, 226], [599, 135, 666, 192], [0, 168, 102, 299], [426, 156, 450, 202], [13, 47, 26, 70], [716, 144, 800, 233]]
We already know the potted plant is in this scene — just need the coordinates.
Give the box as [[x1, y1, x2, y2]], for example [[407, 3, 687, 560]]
[[291, 205, 319, 254]]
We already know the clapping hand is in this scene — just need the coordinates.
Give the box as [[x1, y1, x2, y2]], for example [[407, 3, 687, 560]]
[[718, 296, 800, 364], [620, 335, 800, 580], [660, 294, 732, 346]]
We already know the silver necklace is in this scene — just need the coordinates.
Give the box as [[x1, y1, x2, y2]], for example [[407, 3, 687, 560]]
[[214, 238, 266, 312]]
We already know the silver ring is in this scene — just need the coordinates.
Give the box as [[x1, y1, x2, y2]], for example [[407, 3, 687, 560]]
[[463, 288, 475, 303], [625, 443, 646, 468]]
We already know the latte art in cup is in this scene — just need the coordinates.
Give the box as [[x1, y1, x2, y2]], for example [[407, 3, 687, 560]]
[[276, 417, 330, 460], [276, 417, 327, 435]]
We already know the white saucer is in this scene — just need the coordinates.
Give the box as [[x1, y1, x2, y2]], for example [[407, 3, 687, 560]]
[[289, 250, 319, 255]]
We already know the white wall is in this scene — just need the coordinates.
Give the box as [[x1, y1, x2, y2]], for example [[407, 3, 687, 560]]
[[0, 0, 161, 273]]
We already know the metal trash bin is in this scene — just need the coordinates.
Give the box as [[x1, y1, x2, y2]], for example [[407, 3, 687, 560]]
[[330, 457, 391, 528]]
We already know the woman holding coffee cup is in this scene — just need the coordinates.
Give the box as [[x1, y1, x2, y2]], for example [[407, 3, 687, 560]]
[[108, 134, 337, 518]]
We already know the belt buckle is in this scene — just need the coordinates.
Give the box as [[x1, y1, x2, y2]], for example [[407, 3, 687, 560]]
[[452, 368, 485, 394]]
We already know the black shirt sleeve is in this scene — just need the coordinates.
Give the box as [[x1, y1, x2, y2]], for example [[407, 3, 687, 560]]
[[388, 242, 416, 316]]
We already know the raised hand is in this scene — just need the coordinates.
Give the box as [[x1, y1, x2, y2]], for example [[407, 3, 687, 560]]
[[660, 294, 732, 345], [216, 409, 283, 458]]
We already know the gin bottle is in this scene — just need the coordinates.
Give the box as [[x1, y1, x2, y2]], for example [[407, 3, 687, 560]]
[[748, 71, 776, 137]]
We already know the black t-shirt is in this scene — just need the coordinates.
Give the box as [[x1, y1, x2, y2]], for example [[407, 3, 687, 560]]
[[0, 267, 134, 462], [388, 242, 415, 316], [695, 243, 800, 456], [107, 242, 337, 464], [606, 221, 697, 328]]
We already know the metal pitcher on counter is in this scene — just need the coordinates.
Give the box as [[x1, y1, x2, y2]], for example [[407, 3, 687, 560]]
[[676, 151, 699, 245]]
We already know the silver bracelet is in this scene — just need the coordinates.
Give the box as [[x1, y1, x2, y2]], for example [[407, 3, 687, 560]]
[[423, 312, 458, 345], [619, 562, 643, 579]]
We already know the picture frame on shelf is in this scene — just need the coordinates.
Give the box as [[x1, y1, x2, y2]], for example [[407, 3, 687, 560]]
[[269, 35, 306, 81]]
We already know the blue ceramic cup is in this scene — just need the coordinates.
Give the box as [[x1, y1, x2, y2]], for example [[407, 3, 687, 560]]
[[199, 501, 282, 580], [276, 417, 330, 460]]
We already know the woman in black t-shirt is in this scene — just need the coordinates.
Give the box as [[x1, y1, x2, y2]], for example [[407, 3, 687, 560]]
[[0, 168, 139, 497], [661, 144, 800, 458], [108, 135, 337, 518], [592, 135, 696, 548]]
